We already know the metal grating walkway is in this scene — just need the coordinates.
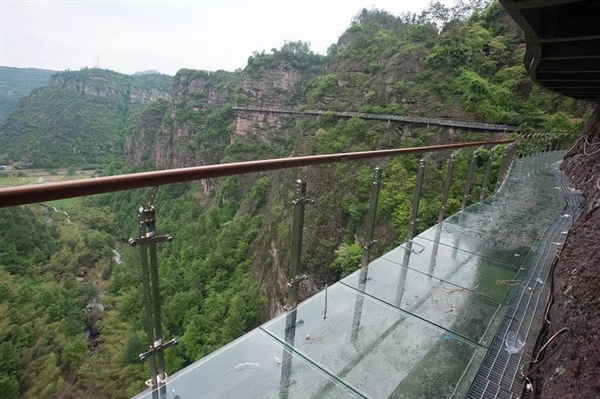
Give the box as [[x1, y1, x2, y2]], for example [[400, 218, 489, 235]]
[[466, 161, 585, 399]]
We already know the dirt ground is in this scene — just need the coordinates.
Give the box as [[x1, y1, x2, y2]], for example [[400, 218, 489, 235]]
[[535, 105, 600, 399]]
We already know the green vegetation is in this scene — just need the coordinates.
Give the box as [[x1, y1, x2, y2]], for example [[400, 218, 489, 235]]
[[0, 2, 592, 398], [246, 40, 323, 78], [0, 69, 172, 168], [0, 66, 55, 121], [321, 2, 586, 129]]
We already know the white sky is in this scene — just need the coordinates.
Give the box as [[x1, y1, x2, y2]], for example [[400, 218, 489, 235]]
[[0, 0, 452, 75]]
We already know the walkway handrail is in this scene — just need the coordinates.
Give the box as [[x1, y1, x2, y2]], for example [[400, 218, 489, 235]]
[[0, 139, 514, 208]]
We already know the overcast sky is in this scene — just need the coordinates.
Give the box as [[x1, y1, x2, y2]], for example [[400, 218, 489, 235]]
[[1, 0, 452, 76]]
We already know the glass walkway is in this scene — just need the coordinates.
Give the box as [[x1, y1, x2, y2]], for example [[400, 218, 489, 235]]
[[133, 151, 573, 399]]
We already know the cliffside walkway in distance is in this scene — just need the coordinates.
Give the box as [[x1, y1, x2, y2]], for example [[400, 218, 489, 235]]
[[131, 146, 579, 399], [233, 106, 521, 132]]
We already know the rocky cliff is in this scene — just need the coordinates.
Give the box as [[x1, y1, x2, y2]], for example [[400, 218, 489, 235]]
[[119, 6, 591, 318], [537, 105, 600, 399]]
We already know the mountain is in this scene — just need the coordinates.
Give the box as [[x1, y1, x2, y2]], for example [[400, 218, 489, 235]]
[[0, 68, 172, 168], [133, 70, 162, 75], [0, 66, 56, 121], [0, 3, 594, 399], [105, 0, 592, 356]]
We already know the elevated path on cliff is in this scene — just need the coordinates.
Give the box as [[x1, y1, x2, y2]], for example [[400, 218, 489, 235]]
[[233, 106, 521, 132], [132, 148, 578, 399]]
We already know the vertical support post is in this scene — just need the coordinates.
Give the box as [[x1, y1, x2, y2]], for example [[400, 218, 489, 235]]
[[529, 133, 537, 157], [280, 179, 308, 399], [286, 180, 308, 311], [438, 151, 457, 224], [352, 168, 381, 343], [143, 207, 167, 385], [558, 133, 567, 151], [407, 159, 425, 241], [534, 133, 542, 156], [544, 133, 552, 160], [461, 147, 481, 210], [494, 147, 510, 193], [550, 133, 558, 152], [428, 225, 443, 276], [480, 145, 498, 201], [503, 142, 518, 180], [518, 133, 529, 158], [521, 134, 532, 158], [361, 167, 382, 268], [136, 207, 158, 391], [279, 310, 296, 399], [129, 195, 176, 398]]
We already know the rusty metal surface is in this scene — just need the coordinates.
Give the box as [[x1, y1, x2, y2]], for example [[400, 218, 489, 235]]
[[0, 140, 514, 208]]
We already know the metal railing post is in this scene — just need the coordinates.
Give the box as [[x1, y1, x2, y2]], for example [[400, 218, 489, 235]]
[[135, 208, 158, 391], [558, 133, 567, 151], [286, 180, 309, 311], [550, 133, 559, 152], [352, 169, 382, 343], [461, 147, 482, 210], [280, 179, 310, 399], [494, 146, 510, 193], [361, 167, 382, 268], [438, 151, 458, 224], [129, 192, 176, 397], [480, 145, 498, 201], [279, 309, 297, 399], [504, 142, 518, 180], [407, 159, 426, 241]]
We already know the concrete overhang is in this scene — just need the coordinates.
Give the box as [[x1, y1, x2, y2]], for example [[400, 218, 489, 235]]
[[499, 0, 600, 102]]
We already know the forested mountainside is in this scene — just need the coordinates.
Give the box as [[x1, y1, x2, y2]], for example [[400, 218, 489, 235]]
[[0, 66, 56, 121], [0, 2, 593, 399], [0, 69, 172, 168]]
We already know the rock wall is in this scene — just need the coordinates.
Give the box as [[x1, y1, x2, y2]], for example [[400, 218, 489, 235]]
[[538, 104, 600, 399]]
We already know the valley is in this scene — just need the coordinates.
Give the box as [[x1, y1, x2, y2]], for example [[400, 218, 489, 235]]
[[0, 2, 593, 398]]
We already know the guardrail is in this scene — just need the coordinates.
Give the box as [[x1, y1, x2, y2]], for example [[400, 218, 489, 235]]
[[1, 133, 576, 398], [0, 140, 514, 208]]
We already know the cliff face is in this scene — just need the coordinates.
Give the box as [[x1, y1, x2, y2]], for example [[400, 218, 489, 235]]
[[50, 70, 172, 104], [120, 8, 591, 318], [537, 105, 600, 399]]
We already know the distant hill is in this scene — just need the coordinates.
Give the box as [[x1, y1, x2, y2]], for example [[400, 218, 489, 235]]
[[133, 70, 162, 75], [0, 68, 172, 168], [0, 66, 56, 120]]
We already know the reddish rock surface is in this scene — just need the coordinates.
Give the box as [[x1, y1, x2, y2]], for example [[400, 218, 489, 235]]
[[536, 105, 600, 399]]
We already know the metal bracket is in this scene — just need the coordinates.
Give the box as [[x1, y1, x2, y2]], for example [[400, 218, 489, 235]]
[[292, 198, 314, 205], [128, 235, 172, 246], [145, 186, 159, 208], [362, 240, 378, 250], [139, 338, 178, 362], [284, 318, 304, 333], [287, 274, 308, 288], [400, 240, 425, 254]]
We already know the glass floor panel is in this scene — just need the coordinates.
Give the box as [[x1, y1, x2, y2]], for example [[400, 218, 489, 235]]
[[445, 210, 548, 246], [479, 193, 565, 214], [381, 238, 520, 302], [132, 330, 363, 399], [262, 283, 485, 399], [467, 201, 561, 223], [340, 257, 503, 345], [418, 223, 533, 268]]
